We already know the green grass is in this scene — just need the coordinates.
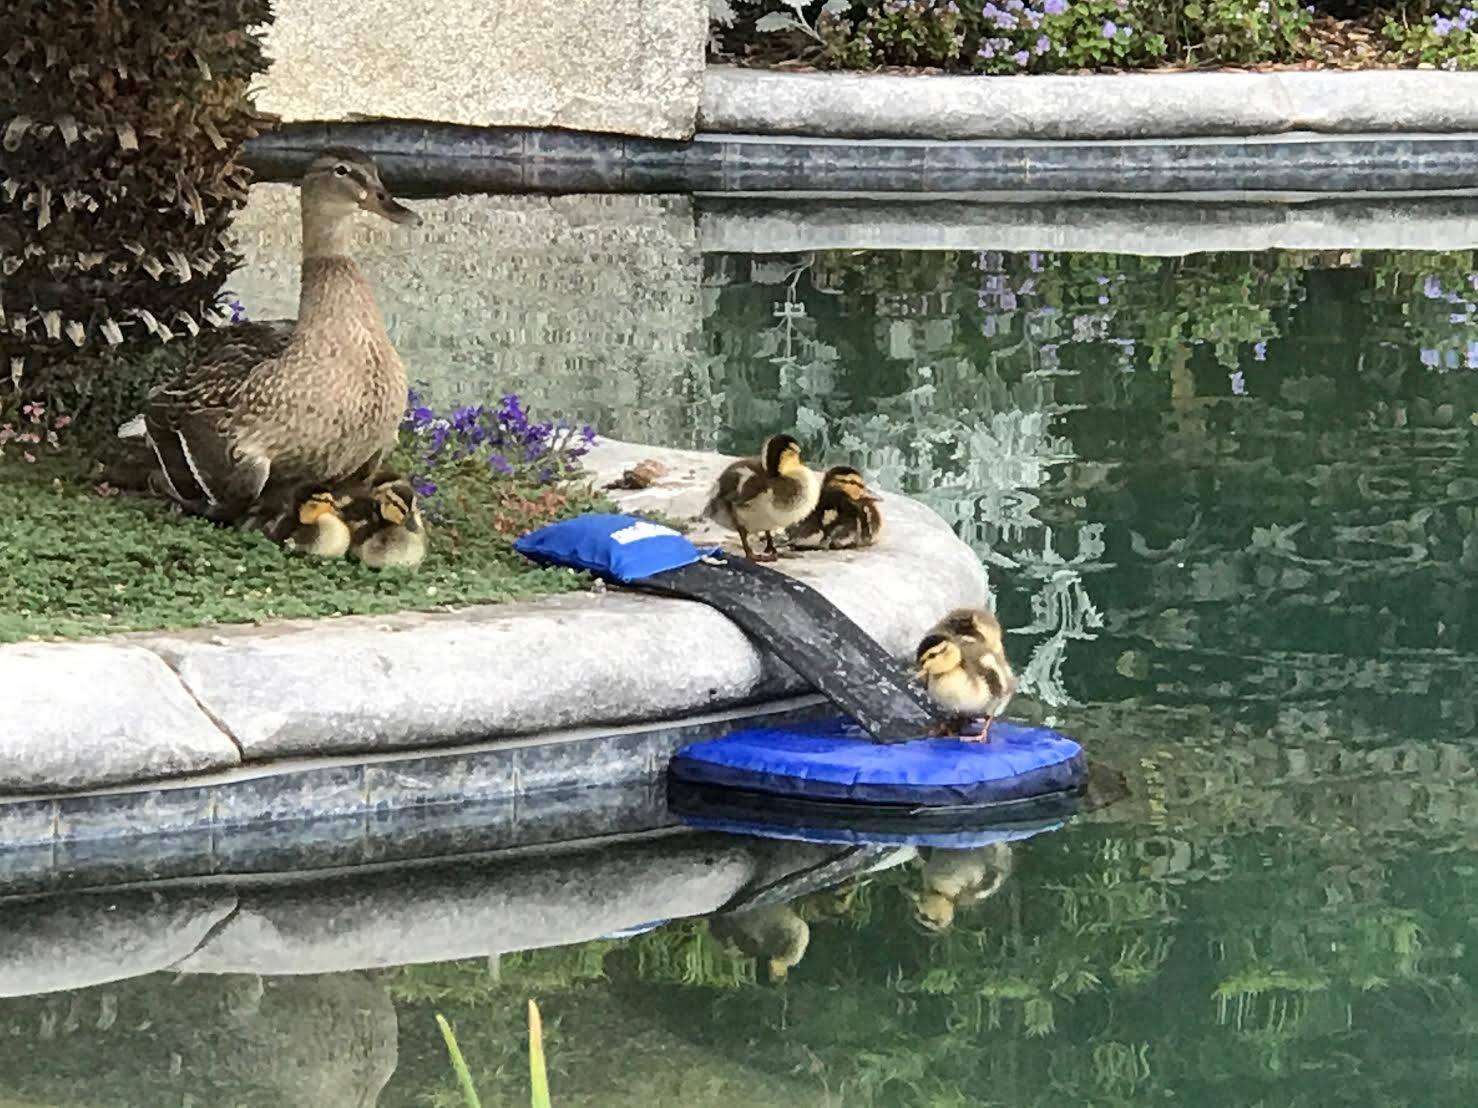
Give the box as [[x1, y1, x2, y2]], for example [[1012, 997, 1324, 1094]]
[[0, 445, 611, 643]]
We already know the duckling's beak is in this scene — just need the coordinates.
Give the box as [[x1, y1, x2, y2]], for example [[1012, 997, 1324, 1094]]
[[403, 510, 422, 533], [364, 186, 422, 227]]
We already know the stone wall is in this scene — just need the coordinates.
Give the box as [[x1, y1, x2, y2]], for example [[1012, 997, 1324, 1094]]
[[230, 187, 704, 446], [256, 0, 707, 139]]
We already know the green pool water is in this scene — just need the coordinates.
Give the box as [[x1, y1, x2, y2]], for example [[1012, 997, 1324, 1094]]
[[4, 231, 1477, 1106]]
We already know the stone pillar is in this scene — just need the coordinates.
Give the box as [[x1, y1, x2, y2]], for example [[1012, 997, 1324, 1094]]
[[230, 188, 703, 447], [255, 0, 707, 140]]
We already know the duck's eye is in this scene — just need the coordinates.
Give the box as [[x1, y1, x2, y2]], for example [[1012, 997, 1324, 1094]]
[[334, 165, 349, 177]]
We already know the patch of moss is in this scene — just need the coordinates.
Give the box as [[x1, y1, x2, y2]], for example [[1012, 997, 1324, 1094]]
[[0, 446, 614, 643]]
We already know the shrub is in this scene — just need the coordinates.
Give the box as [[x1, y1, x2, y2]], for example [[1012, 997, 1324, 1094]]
[[773, 0, 1319, 71], [1381, 3, 1478, 67], [0, 0, 274, 404]]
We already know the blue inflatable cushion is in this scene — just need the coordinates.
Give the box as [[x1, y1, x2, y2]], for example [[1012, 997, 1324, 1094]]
[[670, 717, 1085, 807], [514, 513, 720, 584]]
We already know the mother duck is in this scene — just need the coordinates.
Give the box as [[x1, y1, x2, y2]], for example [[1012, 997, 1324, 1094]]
[[118, 148, 421, 521]]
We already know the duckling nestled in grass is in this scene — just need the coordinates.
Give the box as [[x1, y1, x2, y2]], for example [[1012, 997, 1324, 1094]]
[[702, 433, 821, 562], [282, 487, 353, 558], [915, 607, 1018, 740], [787, 465, 883, 550], [345, 478, 426, 570]]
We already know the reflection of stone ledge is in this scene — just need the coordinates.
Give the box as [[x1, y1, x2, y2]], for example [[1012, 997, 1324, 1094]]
[[0, 440, 984, 842], [0, 830, 907, 997]]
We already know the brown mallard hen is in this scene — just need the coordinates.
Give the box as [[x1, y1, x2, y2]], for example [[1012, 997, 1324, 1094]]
[[117, 148, 421, 521]]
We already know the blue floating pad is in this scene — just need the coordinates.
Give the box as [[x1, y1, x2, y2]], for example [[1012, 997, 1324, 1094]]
[[670, 716, 1085, 808], [514, 513, 719, 584]]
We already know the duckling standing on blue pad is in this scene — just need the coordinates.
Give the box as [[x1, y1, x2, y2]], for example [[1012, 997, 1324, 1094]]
[[915, 608, 1018, 741]]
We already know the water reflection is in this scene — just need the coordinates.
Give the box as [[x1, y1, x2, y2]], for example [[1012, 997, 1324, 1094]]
[[7, 232, 1476, 1104]]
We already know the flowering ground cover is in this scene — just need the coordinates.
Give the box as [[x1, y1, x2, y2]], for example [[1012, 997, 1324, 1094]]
[[713, 1, 1478, 74], [0, 390, 608, 643]]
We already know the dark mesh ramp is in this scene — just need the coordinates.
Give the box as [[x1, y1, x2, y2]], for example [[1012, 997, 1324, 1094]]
[[634, 553, 938, 743]]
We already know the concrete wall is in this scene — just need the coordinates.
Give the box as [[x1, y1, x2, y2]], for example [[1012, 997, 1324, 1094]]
[[255, 0, 707, 139]]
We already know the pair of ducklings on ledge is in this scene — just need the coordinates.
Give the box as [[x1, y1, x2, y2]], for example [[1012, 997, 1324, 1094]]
[[703, 433, 883, 561], [252, 476, 427, 570]]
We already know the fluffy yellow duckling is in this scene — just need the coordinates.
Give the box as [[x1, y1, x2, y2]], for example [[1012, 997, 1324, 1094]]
[[911, 844, 1013, 932], [788, 465, 884, 550], [702, 433, 821, 562], [915, 607, 1018, 739], [282, 487, 353, 558], [346, 478, 426, 570], [708, 903, 810, 982]]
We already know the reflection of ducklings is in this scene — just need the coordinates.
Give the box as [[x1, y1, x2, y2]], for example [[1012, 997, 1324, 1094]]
[[702, 434, 821, 562], [347, 479, 426, 569], [788, 466, 884, 550], [281, 488, 353, 558], [915, 608, 1018, 739], [911, 844, 1013, 932], [708, 903, 810, 981]]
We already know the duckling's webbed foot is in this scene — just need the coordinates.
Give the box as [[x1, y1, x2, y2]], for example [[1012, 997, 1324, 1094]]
[[959, 716, 995, 743]]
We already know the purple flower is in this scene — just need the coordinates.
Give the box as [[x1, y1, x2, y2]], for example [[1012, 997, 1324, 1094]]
[[1043, 0, 1066, 13], [1434, 14, 1454, 36], [227, 298, 246, 323], [1253, 340, 1267, 361], [1424, 275, 1445, 299], [412, 478, 438, 498], [1102, 19, 1116, 37], [1034, 34, 1050, 53], [1013, 49, 1030, 65], [1420, 347, 1440, 367], [580, 425, 598, 445], [1230, 370, 1247, 396], [1467, 340, 1478, 367]]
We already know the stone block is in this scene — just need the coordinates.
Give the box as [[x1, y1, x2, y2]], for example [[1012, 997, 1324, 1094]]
[[257, 0, 707, 139], [0, 644, 239, 793]]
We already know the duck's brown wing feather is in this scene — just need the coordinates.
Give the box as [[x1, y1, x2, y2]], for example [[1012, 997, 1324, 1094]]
[[146, 320, 292, 409]]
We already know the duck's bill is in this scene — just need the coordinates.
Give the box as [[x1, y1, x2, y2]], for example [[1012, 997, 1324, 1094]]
[[366, 190, 422, 226]]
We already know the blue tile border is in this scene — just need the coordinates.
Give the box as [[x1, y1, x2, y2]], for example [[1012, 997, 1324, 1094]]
[[244, 123, 1478, 195], [0, 697, 830, 873]]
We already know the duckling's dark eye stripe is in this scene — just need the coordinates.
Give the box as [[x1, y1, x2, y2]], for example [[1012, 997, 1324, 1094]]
[[345, 167, 372, 189]]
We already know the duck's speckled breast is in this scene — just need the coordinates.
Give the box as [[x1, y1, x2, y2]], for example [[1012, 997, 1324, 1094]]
[[237, 257, 407, 479]]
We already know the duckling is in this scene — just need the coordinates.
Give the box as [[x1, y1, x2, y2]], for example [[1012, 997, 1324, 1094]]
[[702, 434, 821, 562], [911, 844, 1013, 932], [282, 487, 353, 558], [787, 465, 884, 550], [346, 478, 426, 569], [707, 903, 810, 982], [915, 607, 1018, 739]]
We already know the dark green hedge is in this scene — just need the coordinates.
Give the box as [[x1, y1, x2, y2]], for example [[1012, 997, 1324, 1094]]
[[0, 0, 274, 404]]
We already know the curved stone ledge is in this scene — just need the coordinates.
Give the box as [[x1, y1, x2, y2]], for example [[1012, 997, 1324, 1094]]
[[702, 66, 1478, 141], [0, 644, 241, 792], [0, 440, 983, 807]]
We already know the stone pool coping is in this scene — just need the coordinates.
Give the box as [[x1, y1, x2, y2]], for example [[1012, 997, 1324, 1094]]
[[701, 66, 1478, 141], [0, 439, 985, 810]]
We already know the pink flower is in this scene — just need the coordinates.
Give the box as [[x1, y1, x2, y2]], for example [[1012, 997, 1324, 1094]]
[[23, 452, 36, 463], [53, 415, 71, 429]]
